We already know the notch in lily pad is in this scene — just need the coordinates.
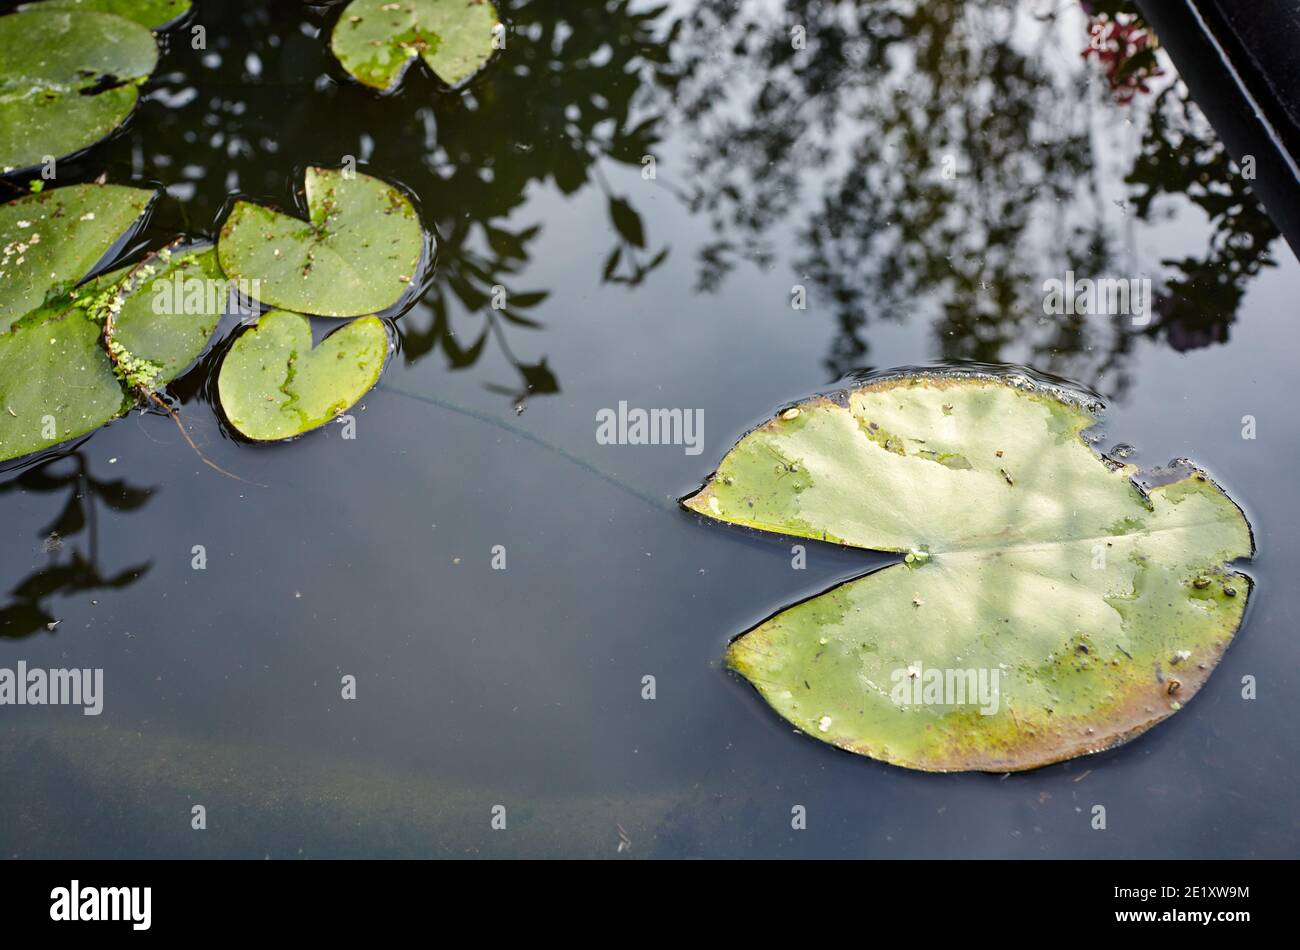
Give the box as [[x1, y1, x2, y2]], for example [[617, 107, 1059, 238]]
[[217, 166, 425, 319], [216, 310, 389, 442], [685, 373, 1254, 773], [330, 0, 502, 91]]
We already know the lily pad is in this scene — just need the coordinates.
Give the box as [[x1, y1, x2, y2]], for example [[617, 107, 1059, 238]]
[[684, 374, 1254, 772], [102, 244, 228, 386], [0, 9, 159, 173], [216, 310, 388, 441], [18, 0, 192, 29], [330, 0, 500, 91], [1, 181, 153, 332], [1, 184, 227, 462], [0, 296, 129, 462], [217, 167, 423, 318]]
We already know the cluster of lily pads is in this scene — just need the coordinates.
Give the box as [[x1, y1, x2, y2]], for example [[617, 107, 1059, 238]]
[[0, 0, 501, 175], [0, 166, 423, 461], [0, 0, 501, 464], [0, 0, 1258, 773]]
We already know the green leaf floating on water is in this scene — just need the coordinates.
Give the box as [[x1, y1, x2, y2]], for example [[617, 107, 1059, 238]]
[[684, 374, 1254, 772], [330, 0, 501, 90], [216, 310, 389, 442], [217, 167, 424, 318], [18, 0, 192, 29], [101, 241, 228, 386], [1, 181, 152, 332], [0, 9, 158, 173], [0, 183, 227, 462]]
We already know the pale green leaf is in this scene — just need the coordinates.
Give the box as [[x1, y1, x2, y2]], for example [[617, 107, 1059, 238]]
[[684, 374, 1254, 772]]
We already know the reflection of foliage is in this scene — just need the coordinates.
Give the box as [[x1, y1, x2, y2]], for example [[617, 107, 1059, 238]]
[[1081, 2, 1163, 104], [33, 0, 1282, 408], [1127, 85, 1279, 351], [660, 0, 1280, 392], [77, 0, 676, 407], [664, 0, 1106, 379], [0, 454, 152, 639]]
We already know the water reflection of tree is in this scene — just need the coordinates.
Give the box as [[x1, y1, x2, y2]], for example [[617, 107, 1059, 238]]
[[1127, 84, 1279, 352], [46, 0, 1281, 407], [73, 0, 674, 406], [0, 454, 152, 639], [660, 0, 1278, 392]]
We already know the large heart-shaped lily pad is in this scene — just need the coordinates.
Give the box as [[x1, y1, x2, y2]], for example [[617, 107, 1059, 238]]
[[0, 9, 159, 173], [330, 0, 500, 91], [685, 374, 1254, 772], [19, 0, 192, 29], [216, 310, 388, 441], [1, 184, 226, 462], [217, 167, 423, 318]]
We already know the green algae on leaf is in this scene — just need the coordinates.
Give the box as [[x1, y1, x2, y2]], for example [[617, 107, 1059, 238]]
[[0, 182, 153, 332], [100, 244, 229, 386], [0, 183, 152, 460], [0, 185, 227, 462], [684, 374, 1254, 772], [217, 167, 424, 318], [0, 9, 158, 173], [216, 310, 388, 441], [330, 0, 501, 91], [18, 0, 192, 29]]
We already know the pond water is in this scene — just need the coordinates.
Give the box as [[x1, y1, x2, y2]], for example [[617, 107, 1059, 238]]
[[1, 0, 1298, 858]]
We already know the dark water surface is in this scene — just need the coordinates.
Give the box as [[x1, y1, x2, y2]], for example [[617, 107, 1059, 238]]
[[1, 0, 1298, 857]]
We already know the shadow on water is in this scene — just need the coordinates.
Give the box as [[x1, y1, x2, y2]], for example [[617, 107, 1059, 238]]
[[0, 452, 153, 639]]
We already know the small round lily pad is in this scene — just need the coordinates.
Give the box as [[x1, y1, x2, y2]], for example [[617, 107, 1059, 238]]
[[216, 310, 389, 442], [0, 9, 159, 173], [217, 167, 424, 318], [330, 0, 501, 91]]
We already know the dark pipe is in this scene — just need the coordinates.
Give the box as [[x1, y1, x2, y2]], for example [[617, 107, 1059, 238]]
[[1136, 0, 1300, 258]]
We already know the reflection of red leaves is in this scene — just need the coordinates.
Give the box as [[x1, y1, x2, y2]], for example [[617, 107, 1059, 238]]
[[1083, 15, 1163, 104]]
